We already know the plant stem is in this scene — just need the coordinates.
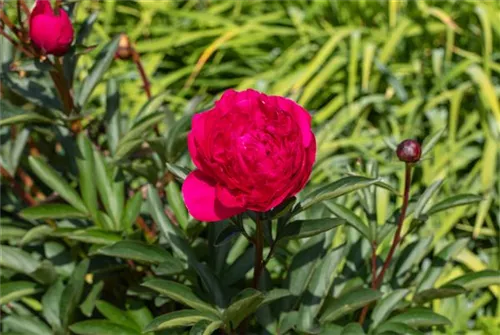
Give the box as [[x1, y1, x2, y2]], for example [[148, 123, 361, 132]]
[[374, 163, 412, 287], [252, 215, 264, 289], [358, 163, 413, 325], [131, 48, 151, 99], [49, 58, 74, 115], [1, 166, 36, 205]]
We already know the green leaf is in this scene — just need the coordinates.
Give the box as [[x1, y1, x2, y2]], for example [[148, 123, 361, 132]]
[[122, 192, 143, 233], [142, 279, 219, 316], [0, 113, 55, 127], [42, 279, 65, 329], [279, 218, 344, 240], [53, 228, 121, 245], [262, 289, 292, 305], [324, 201, 371, 240], [153, 258, 186, 276], [166, 181, 188, 230], [76, 134, 99, 222], [189, 320, 223, 335], [20, 225, 53, 245], [298, 244, 348, 331], [0, 281, 40, 304], [166, 163, 190, 182], [341, 323, 366, 335], [116, 112, 166, 157], [421, 128, 445, 157], [20, 204, 87, 220], [28, 156, 88, 214], [0, 245, 56, 284], [93, 150, 124, 228], [105, 79, 121, 155], [98, 240, 175, 264], [288, 235, 325, 296], [371, 289, 409, 328], [95, 300, 140, 331], [143, 310, 217, 333], [2, 315, 52, 335], [413, 285, 466, 304], [412, 179, 444, 219], [387, 308, 451, 327], [416, 239, 469, 292], [70, 320, 139, 335], [426, 194, 483, 216], [77, 35, 120, 107], [223, 288, 265, 328], [147, 185, 197, 262], [80, 281, 104, 317], [60, 259, 89, 329], [319, 288, 382, 322], [446, 270, 500, 290], [214, 225, 241, 247], [375, 322, 423, 335], [297, 176, 381, 214]]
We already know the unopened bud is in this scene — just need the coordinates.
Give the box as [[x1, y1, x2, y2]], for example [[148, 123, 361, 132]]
[[396, 139, 421, 163], [115, 33, 132, 60]]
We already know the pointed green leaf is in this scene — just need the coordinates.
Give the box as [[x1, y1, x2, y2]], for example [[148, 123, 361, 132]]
[[70, 320, 139, 335], [223, 288, 265, 328], [142, 279, 219, 316], [413, 285, 466, 304], [143, 310, 217, 333], [42, 279, 65, 329], [446, 270, 500, 290], [387, 308, 451, 327], [77, 35, 120, 107], [95, 300, 140, 331], [20, 204, 87, 220], [375, 322, 423, 335], [28, 156, 88, 213], [0, 281, 40, 304], [98, 241, 175, 264], [319, 288, 382, 322], [60, 260, 89, 329], [297, 176, 381, 213], [324, 201, 370, 240], [426, 194, 483, 216], [371, 289, 409, 328], [279, 218, 344, 240], [76, 134, 99, 222]]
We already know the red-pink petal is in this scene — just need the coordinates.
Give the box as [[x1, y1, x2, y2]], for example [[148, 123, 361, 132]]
[[182, 170, 245, 222], [276, 96, 313, 147]]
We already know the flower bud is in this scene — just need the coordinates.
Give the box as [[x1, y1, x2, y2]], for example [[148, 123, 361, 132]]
[[115, 33, 132, 60], [396, 139, 421, 163], [29, 0, 74, 56]]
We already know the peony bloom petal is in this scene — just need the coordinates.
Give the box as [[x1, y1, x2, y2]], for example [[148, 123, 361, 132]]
[[29, 0, 74, 56], [182, 170, 245, 222], [276, 96, 313, 148]]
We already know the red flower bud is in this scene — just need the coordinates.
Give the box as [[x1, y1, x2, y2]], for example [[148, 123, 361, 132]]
[[396, 139, 421, 163], [29, 0, 74, 56]]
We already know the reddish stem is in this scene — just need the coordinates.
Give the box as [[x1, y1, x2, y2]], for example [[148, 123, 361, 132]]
[[1, 166, 36, 205], [359, 164, 413, 325], [131, 48, 151, 99], [374, 164, 412, 287]]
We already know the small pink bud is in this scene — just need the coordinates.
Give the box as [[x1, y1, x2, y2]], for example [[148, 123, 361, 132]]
[[29, 0, 74, 56], [396, 139, 421, 163]]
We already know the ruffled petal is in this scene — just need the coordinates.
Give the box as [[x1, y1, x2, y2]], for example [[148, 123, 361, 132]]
[[276, 96, 313, 147], [182, 170, 245, 222]]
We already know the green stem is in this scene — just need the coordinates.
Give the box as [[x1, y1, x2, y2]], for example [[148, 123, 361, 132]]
[[252, 215, 264, 289]]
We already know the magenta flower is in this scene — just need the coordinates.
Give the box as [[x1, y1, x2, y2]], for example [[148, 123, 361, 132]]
[[182, 89, 316, 222], [29, 0, 74, 56]]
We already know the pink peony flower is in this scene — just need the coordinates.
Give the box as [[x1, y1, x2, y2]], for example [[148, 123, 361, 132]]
[[182, 89, 316, 222], [29, 0, 74, 56]]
